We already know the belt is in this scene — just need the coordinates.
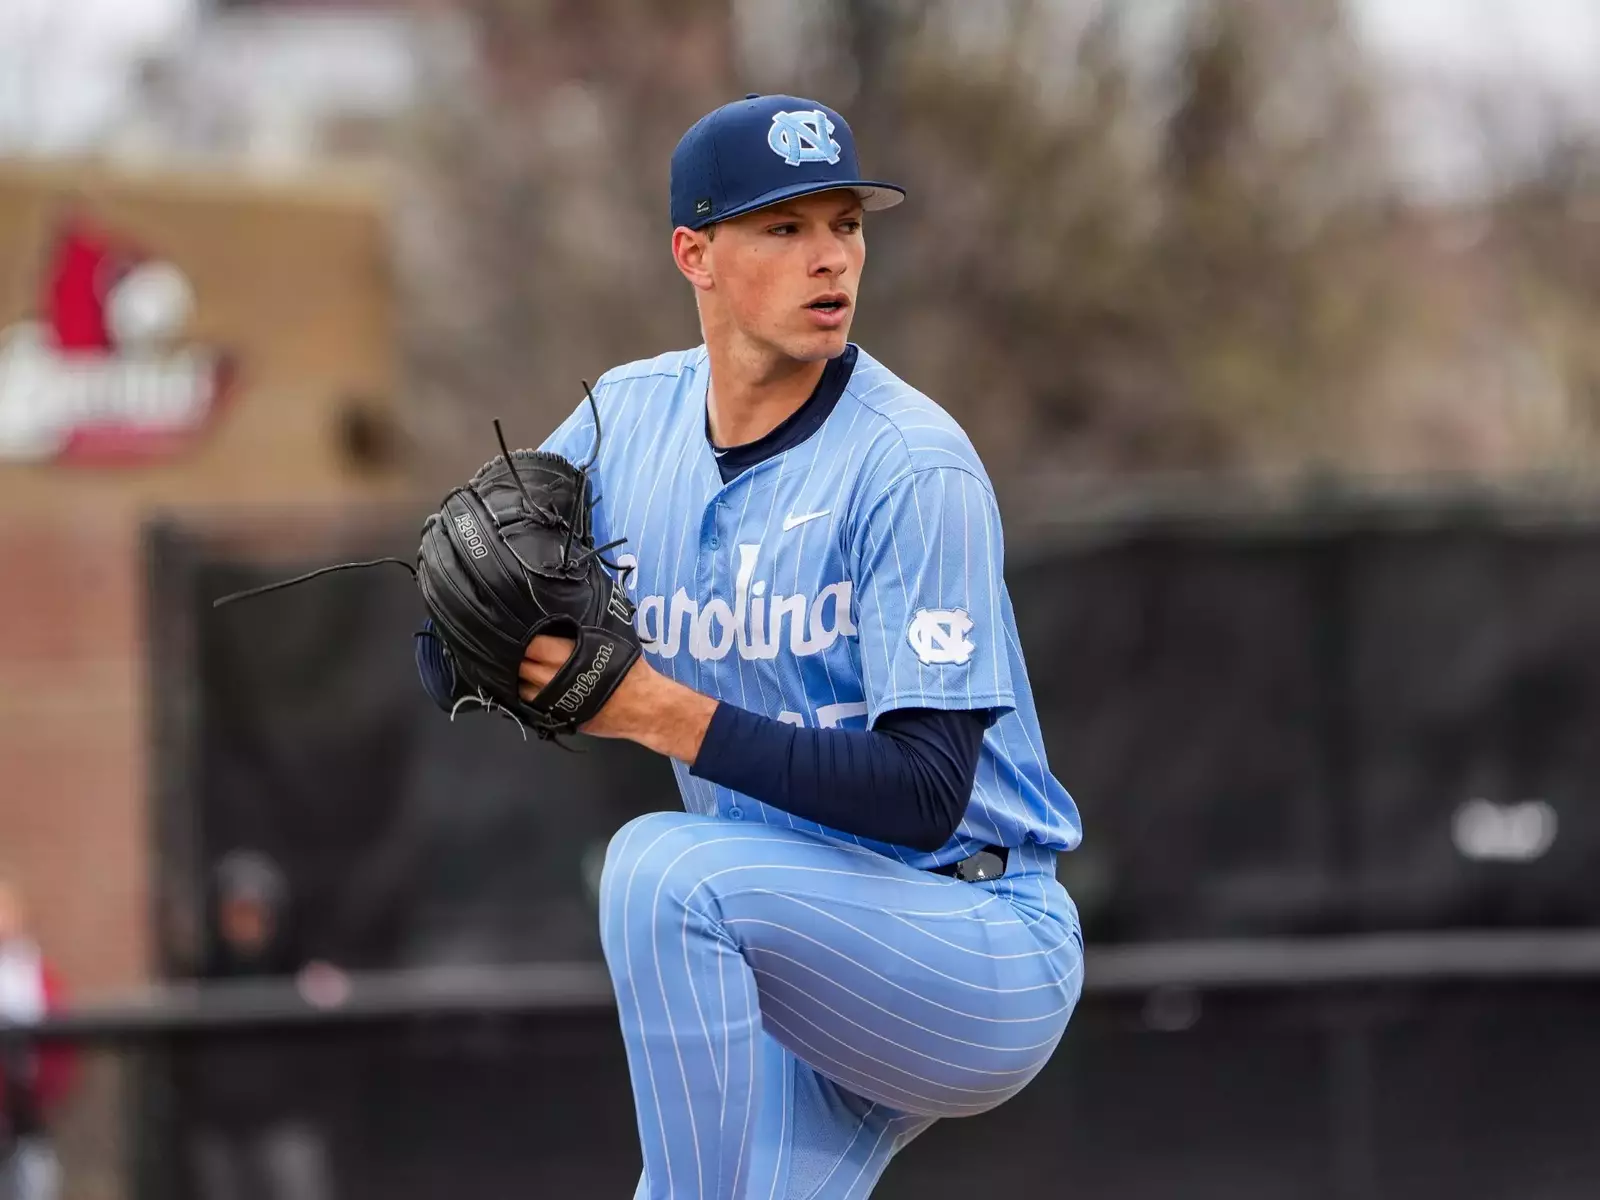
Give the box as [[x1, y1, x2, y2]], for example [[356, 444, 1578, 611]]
[[929, 845, 1009, 883]]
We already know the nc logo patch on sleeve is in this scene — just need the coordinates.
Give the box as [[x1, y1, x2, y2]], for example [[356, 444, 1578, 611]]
[[908, 609, 975, 666]]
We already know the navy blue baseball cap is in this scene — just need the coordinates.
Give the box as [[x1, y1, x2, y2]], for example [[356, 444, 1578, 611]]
[[670, 94, 905, 230]]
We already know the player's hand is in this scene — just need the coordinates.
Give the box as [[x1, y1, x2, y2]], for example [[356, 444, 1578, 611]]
[[520, 633, 717, 759], [519, 633, 651, 739]]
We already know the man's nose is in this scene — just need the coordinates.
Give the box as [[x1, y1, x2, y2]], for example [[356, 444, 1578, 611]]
[[810, 230, 850, 277]]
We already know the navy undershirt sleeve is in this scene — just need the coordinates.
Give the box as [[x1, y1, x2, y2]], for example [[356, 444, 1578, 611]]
[[689, 703, 991, 852]]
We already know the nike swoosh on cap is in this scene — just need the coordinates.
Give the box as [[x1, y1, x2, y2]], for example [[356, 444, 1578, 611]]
[[782, 510, 831, 531]]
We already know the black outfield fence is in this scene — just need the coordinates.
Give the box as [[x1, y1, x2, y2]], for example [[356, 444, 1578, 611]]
[[1014, 474, 1600, 942], [12, 962, 1600, 1200]]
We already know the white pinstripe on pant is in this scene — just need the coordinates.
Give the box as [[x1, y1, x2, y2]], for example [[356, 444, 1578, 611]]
[[602, 811, 1084, 1200]]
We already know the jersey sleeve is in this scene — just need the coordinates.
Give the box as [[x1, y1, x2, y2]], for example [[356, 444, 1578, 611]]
[[849, 465, 1016, 723], [540, 395, 600, 465]]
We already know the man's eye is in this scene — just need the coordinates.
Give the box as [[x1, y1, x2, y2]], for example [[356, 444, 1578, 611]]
[[839, 220, 862, 234], [769, 223, 798, 236]]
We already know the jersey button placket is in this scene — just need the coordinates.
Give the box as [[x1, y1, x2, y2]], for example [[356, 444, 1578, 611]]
[[703, 499, 723, 554]]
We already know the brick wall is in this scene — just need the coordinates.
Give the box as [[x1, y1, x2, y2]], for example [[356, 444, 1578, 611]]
[[0, 516, 146, 990]]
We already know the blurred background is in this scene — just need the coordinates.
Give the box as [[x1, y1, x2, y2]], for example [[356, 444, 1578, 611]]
[[4, 0, 1600, 1196]]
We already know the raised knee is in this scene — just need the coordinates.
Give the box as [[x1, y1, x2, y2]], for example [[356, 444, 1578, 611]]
[[600, 810, 712, 908]]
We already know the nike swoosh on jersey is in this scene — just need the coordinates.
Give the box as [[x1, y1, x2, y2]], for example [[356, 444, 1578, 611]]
[[781, 510, 831, 532]]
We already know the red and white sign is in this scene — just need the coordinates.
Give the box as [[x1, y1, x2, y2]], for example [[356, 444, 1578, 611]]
[[0, 218, 235, 464]]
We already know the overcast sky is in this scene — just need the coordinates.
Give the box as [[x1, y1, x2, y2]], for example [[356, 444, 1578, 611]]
[[1353, 0, 1600, 196], [0, 0, 196, 150], [3, 0, 1599, 191], [1355, 0, 1600, 88]]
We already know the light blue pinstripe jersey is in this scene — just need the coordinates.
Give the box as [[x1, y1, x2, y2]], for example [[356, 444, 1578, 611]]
[[542, 344, 1082, 867]]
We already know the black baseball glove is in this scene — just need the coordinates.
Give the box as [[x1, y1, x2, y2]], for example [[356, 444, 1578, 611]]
[[215, 391, 641, 741], [411, 443, 640, 737]]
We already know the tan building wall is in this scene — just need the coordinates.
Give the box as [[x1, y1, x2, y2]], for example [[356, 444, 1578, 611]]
[[0, 161, 411, 997]]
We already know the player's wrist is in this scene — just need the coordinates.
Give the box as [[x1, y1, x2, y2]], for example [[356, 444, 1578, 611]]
[[606, 664, 717, 762]]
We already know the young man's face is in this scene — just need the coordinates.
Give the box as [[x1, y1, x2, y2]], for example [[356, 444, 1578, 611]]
[[695, 189, 865, 363]]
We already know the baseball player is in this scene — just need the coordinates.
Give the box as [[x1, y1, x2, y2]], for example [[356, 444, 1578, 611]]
[[512, 94, 1085, 1198]]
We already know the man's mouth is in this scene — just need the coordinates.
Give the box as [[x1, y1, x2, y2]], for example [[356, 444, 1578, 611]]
[[805, 293, 850, 312]]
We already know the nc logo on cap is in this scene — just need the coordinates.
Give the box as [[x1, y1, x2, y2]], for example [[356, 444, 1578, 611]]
[[768, 110, 841, 167]]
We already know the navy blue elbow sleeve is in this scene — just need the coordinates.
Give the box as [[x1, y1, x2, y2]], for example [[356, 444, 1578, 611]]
[[689, 704, 989, 852], [414, 619, 458, 711]]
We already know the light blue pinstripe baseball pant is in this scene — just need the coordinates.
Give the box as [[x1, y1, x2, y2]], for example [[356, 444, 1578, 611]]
[[601, 811, 1085, 1200]]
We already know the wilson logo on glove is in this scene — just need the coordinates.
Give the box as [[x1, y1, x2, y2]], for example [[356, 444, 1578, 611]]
[[554, 642, 615, 714], [210, 383, 642, 743], [607, 580, 633, 625]]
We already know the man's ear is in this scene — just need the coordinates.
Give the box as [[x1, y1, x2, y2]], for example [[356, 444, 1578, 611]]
[[672, 226, 715, 292]]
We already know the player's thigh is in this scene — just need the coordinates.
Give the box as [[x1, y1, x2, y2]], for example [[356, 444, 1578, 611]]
[[600, 812, 1083, 1119], [734, 857, 1079, 1120]]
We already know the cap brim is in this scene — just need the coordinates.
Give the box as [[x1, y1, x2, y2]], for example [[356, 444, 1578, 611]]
[[693, 179, 905, 229]]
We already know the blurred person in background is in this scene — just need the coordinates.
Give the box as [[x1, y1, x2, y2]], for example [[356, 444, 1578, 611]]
[[0, 881, 75, 1200], [176, 851, 339, 1200]]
